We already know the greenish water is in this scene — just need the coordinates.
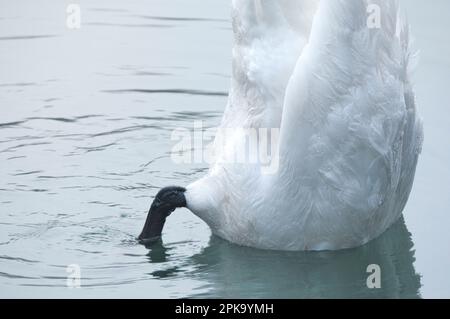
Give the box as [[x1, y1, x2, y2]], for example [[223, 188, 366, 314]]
[[0, 0, 449, 298]]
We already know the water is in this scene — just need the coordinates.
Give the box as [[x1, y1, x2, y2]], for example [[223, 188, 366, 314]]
[[0, 0, 449, 298]]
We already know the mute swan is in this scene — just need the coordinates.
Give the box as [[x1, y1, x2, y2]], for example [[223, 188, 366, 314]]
[[138, 0, 423, 251]]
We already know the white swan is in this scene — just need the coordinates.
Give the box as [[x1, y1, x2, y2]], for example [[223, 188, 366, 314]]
[[139, 0, 423, 251]]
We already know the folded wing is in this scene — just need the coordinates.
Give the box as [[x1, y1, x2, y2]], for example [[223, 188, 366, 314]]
[[280, 0, 423, 234], [223, 0, 320, 129]]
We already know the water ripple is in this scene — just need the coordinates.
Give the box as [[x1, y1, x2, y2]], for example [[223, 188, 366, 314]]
[[0, 35, 58, 41], [11, 170, 43, 176], [0, 82, 37, 87], [76, 142, 117, 153], [86, 22, 173, 29], [91, 124, 160, 137], [0, 142, 51, 153], [102, 88, 228, 97], [0, 271, 39, 279], [0, 255, 40, 264], [0, 115, 103, 130], [136, 15, 228, 23], [0, 121, 26, 128]]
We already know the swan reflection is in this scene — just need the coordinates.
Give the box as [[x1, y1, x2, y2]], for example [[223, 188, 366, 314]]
[[147, 217, 421, 298]]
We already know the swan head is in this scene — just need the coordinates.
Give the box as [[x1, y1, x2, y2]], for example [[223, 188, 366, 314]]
[[138, 186, 186, 245]]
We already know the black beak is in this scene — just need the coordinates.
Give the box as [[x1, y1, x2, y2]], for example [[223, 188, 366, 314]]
[[138, 205, 168, 244], [138, 186, 186, 245]]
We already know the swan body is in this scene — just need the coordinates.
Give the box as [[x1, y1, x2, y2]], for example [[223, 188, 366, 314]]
[[140, 0, 423, 251]]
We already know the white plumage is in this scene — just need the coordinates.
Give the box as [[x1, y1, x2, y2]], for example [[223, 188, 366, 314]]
[[185, 0, 423, 251]]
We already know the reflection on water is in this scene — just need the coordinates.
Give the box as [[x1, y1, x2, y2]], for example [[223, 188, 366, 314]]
[[147, 217, 421, 299]]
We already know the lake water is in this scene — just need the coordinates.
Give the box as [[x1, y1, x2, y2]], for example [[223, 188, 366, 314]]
[[1, 0, 449, 298]]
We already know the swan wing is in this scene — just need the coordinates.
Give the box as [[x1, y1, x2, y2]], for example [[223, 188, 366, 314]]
[[223, 0, 319, 129], [279, 0, 423, 239]]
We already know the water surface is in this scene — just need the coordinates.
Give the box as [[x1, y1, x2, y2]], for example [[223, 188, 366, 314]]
[[1, 0, 449, 298]]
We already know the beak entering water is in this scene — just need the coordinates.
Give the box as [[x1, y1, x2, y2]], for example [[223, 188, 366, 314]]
[[138, 186, 186, 245]]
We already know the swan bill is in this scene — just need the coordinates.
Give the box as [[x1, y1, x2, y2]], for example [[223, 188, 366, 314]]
[[138, 186, 186, 245]]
